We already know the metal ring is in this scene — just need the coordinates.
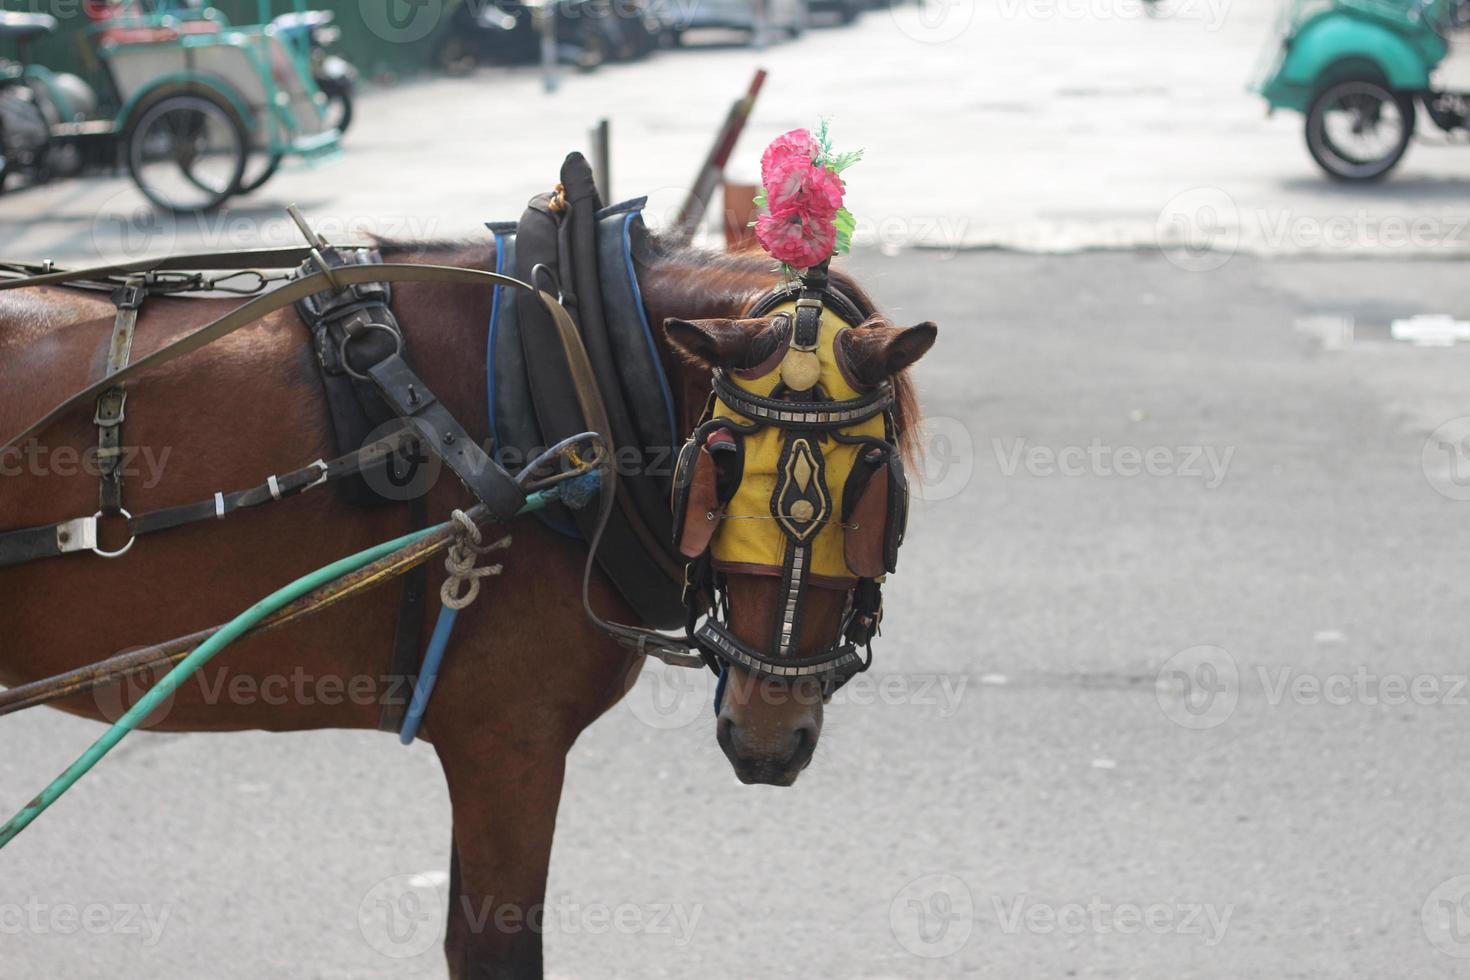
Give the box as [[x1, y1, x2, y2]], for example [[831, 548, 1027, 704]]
[[338, 322, 404, 382], [91, 509, 136, 559]]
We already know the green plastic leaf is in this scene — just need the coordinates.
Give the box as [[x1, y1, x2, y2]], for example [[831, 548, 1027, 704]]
[[833, 207, 856, 255], [826, 149, 865, 174]]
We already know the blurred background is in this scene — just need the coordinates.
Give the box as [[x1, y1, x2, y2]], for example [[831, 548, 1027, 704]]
[[6, 1, 1470, 978]]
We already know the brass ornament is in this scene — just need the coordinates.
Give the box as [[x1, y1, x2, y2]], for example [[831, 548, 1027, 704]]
[[779, 349, 822, 392], [790, 500, 815, 521]]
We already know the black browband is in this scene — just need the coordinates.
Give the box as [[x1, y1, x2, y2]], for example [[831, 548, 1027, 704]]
[[710, 371, 892, 429]]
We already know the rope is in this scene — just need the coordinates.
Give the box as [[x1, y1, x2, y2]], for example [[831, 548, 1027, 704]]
[[439, 509, 508, 610]]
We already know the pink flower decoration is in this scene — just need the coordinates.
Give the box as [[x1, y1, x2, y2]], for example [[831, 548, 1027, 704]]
[[754, 209, 838, 270], [760, 129, 819, 187], [766, 161, 845, 219]]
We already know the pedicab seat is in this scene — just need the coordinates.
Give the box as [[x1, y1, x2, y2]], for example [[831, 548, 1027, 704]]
[[0, 12, 57, 45]]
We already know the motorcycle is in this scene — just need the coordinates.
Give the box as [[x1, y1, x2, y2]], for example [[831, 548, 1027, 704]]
[[1254, 0, 1470, 181], [435, 0, 663, 75]]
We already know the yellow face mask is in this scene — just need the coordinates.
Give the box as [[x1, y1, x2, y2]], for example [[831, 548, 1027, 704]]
[[706, 301, 888, 585], [670, 286, 914, 683], [671, 297, 905, 595]]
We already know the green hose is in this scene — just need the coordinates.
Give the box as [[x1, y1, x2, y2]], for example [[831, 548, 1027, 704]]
[[0, 480, 567, 850], [0, 523, 439, 849]]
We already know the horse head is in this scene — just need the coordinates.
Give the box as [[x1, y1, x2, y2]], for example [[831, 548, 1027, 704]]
[[664, 281, 936, 786]]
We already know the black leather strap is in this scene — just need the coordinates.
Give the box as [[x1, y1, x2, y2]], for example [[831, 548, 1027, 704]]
[[366, 354, 527, 522], [711, 371, 892, 429], [0, 429, 415, 569], [694, 619, 863, 682]]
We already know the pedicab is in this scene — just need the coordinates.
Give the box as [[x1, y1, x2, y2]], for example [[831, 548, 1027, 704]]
[[80, 0, 341, 210], [1254, 0, 1470, 180]]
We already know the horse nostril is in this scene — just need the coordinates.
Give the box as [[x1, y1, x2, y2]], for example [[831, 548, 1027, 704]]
[[789, 723, 817, 768]]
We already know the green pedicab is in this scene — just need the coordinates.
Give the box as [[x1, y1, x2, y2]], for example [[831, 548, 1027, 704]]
[[90, 0, 341, 210], [1255, 0, 1470, 180]]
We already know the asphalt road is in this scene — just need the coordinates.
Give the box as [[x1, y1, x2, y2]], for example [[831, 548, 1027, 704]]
[[6, 245, 1470, 978]]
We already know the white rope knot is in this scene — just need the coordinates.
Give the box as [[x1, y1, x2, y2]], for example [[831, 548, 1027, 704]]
[[441, 509, 510, 610]]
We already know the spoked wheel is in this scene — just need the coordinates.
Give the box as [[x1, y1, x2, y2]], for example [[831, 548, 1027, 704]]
[[237, 151, 283, 195], [126, 92, 247, 212], [1306, 79, 1416, 181]]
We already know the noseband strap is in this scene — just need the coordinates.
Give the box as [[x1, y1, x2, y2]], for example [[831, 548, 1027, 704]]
[[695, 620, 865, 682]]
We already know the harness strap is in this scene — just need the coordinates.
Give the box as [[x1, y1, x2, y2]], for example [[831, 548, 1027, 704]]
[[1, 265, 600, 526], [0, 429, 414, 569], [95, 277, 146, 515], [0, 245, 368, 294]]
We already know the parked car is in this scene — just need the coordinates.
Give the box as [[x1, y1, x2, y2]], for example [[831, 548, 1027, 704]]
[[807, 0, 864, 23], [668, 0, 809, 42]]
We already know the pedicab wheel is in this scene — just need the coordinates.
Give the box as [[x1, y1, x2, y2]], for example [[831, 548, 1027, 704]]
[[237, 151, 283, 195], [1305, 79, 1415, 182], [125, 92, 248, 212]]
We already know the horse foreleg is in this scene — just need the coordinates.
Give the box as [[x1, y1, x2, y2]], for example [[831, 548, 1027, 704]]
[[438, 740, 567, 980]]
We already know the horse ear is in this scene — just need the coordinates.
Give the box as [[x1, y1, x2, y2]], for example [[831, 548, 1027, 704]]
[[664, 317, 772, 370], [842, 322, 938, 387]]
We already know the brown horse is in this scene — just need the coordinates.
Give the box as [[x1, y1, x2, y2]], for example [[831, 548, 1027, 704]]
[[0, 237, 935, 978]]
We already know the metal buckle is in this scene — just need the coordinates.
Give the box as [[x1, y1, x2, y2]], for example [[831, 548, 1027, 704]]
[[93, 389, 128, 426], [303, 459, 330, 492], [110, 282, 147, 310]]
